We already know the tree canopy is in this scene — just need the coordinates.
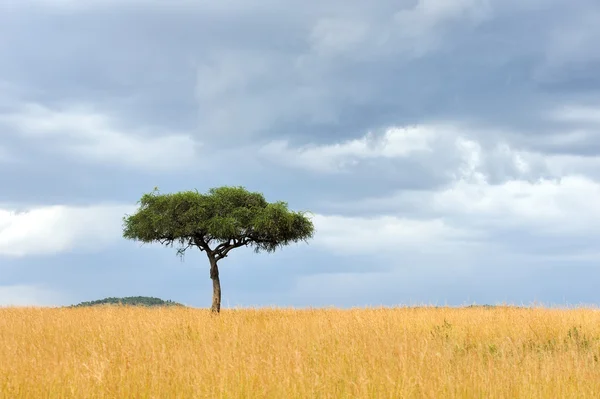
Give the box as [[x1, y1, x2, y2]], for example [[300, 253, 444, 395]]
[[123, 186, 314, 259], [122, 186, 314, 313]]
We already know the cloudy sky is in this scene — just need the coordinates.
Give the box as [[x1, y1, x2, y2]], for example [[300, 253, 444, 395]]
[[1, 0, 600, 308]]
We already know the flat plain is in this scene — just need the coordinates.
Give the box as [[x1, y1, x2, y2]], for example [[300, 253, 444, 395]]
[[2, 306, 600, 398]]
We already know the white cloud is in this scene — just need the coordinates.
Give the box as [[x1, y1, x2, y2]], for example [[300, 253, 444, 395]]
[[303, 118, 600, 259], [0, 103, 200, 171], [0, 204, 133, 257], [540, 153, 600, 178], [261, 125, 437, 172], [260, 122, 535, 177], [331, 131, 600, 235], [312, 213, 475, 255], [432, 175, 600, 233], [0, 284, 66, 307], [435, 122, 600, 234], [312, 177, 600, 259]]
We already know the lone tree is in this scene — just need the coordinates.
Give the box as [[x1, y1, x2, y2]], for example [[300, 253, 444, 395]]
[[122, 186, 314, 313]]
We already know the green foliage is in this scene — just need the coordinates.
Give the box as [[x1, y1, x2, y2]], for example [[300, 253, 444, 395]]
[[122, 186, 314, 258], [69, 296, 184, 308]]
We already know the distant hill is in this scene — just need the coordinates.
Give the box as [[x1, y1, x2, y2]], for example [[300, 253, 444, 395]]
[[70, 296, 185, 308]]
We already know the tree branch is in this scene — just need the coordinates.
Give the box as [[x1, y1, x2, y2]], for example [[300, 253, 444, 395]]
[[158, 237, 175, 246], [193, 235, 211, 253], [214, 239, 232, 253], [214, 237, 251, 261], [176, 239, 195, 258]]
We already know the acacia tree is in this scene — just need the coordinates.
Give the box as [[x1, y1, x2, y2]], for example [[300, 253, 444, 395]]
[[122, 186, 314, 313]]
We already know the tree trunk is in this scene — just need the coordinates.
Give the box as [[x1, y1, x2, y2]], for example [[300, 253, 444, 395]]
[[209, 257, 221, 314]]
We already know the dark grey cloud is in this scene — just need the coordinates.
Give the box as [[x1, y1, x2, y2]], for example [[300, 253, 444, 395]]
[[2, 0, 596, 148]]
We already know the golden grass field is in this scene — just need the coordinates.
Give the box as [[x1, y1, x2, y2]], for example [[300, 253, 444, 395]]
[[2, 306, 600, 398]]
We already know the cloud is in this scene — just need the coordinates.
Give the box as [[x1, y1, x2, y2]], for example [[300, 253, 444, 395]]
[[552, 104, 600, 125], [432, 175, 600, 233], [0, 146, 17, 163], [358, 126, 600, 233], [0, 103, 200, 171], [534, 8, 600, 86], [11, 0, 281, 11], [194, 49, 347, 140], [391, 0, 492, 55], [311, 213, 475, 256], [259, 122, 535, 181], [0, 284, 66, 307], [190, 1, 499, 141], [309, 0, 492, 60], [0, 204, 133, 257], [260, 125, 437, 172], [293, 118, 600, 259], [309, 17, 372, 57]]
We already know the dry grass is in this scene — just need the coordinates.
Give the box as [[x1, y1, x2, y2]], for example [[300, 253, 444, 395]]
[[2, 306, 600, 398]]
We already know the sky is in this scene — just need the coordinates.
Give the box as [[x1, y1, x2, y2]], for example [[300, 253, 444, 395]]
[[1, 0, 600, 308]]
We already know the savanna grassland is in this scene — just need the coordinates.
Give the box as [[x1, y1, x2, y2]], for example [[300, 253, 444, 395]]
[[2, 306, 600, 398]]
